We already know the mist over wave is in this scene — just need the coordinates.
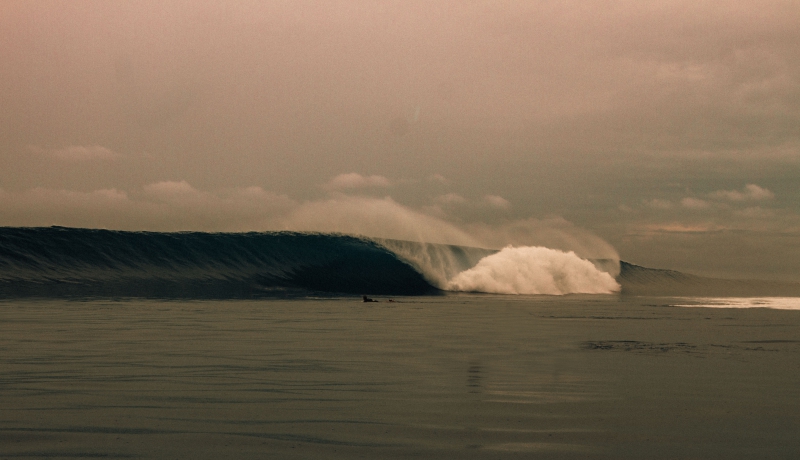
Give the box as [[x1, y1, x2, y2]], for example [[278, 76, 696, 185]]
[[465, 218, 621, 278], [276, 196, 622, 295], [375, 238, 494, 288], [445, 246, 621, 295], [283, 196, 480, 247]]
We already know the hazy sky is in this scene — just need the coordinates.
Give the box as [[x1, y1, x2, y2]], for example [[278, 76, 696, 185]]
[[2, 0, 799, 280]]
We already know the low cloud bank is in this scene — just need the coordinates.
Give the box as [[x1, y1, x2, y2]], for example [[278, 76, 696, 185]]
[[28, 145, 123, 161], [710, 184, 774, 202], [322, 173, 391, 191], [0, 183, 295, 232], [641, 183, 776, 212]]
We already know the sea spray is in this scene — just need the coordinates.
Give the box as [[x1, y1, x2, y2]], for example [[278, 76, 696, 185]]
[[446, 246, 621, 295], [374, 238, 494, 288]]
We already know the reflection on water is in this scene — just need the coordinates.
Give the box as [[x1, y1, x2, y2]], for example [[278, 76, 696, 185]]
[[673, 296, 800, 310], [1, 295, 799, 459], [466, 361, 481, 393]]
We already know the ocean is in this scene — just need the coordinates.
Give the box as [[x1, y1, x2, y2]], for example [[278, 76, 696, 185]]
[[1, 228, 799, 458]]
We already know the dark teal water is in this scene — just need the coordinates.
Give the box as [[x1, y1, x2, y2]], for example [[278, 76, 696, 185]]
[[0, 227, 447, 297], [1, 295, 799, 459]]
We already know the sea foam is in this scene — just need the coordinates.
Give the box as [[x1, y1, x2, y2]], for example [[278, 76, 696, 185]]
[[445, 246, 620, 295]]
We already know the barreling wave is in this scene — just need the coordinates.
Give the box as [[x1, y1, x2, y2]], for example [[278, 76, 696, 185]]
[[0, 227, 620, 299], [0, 227, 439, 298]]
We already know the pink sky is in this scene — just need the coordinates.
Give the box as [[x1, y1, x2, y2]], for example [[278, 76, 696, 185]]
[[1, 1, 799, 279]]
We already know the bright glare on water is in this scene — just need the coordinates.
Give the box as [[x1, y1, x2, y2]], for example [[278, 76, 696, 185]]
[[673, 297, 800, 310]]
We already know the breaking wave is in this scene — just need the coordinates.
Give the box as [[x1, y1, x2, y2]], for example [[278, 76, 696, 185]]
[[0, 227, 619, 298], [446, 246, 620, 295]]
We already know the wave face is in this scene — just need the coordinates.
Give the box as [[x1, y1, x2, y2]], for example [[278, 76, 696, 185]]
[[0, 227, 622, 298], [0, 227, 438, 298], [617, 261, 800, 297]]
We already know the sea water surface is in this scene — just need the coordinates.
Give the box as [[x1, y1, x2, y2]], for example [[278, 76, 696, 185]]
[[2, 294, 799, 459]]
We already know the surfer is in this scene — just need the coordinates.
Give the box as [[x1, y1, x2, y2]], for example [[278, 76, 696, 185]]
[[362, 295, 378, 303]]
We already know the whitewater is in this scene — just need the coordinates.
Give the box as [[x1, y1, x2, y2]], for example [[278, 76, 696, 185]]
[[445, 246, 618, 295], [0, 227, 619, 298]]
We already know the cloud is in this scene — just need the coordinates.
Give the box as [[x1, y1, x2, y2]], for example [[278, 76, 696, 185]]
[[143, 180, 198, 198], [734, 206, 776, 219], [28, 145, 123, 161], [482, 195, 511, 210], [638, 223, 722, 235], [136, 182, 296, 230], [431, 193, 510, 210], [428, 174, 449, 185], [423, 193, 511, 221], [433, 193, 467, 205], [26, 187, 129, 204], [0, 187, 146, 229], [0, 183, 295, 232], [644, 199, 673, 210], [709, 184, 775, 201], [681, 197, 711, 210], [625, 204, 800, 240], [322, 173, 391, 191]]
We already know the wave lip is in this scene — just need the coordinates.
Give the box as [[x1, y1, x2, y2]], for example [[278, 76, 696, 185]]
[[445, 246, 621, 295]]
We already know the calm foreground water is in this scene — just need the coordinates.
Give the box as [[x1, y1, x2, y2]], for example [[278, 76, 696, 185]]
[[1, 295, 799, 459]]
